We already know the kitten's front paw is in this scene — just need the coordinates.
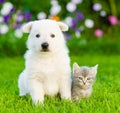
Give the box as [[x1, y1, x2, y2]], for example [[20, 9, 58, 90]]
[[72, 96, 80, 101]]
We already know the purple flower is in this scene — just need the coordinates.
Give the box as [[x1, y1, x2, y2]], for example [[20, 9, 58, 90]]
[[71, 18, 78, 29], [16, 14, 24, 22], [3, 15, 10, 23], [15, 24, 21, 29], [0, 0, 5, 4], [64, 33, 71, 40], [24, 12, 31, 21], [75, 28, 81, 32], [77, 12, 84, 21], [10, 7, 15, 13]]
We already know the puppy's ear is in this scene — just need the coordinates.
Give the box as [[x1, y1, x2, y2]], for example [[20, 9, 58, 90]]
[[57, 22, 69, 31], [22, 21, 33, 33]]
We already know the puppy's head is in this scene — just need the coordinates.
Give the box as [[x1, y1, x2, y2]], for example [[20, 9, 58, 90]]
[[22, 19, 68, 53]]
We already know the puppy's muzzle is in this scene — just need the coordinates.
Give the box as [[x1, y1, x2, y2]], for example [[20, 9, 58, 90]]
[[41, 42, 49, 51]]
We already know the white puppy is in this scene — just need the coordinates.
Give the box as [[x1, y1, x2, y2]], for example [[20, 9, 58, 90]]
[[18, 19, 71, 104]]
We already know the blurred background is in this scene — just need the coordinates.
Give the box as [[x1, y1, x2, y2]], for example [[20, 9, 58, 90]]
[[0, 0, 120, 56]]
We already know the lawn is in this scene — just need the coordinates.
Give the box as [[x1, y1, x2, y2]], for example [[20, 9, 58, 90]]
[[0, 54, 120, 113]]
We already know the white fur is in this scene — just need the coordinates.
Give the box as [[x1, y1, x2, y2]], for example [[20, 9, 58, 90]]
[[18, 19, 71, 104]]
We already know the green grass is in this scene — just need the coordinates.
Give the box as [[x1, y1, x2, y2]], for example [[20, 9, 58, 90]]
[[0, 55, 120, 113]]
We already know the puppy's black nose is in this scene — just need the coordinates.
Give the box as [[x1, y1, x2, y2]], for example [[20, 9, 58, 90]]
[[41, 42, 49, 49]]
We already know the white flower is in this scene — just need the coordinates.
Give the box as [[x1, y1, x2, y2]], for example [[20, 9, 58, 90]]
[[64, 17, 72, 27], [37, 12, 46, 19], [14, 29, 23, 38], [100, 10, 107, 17], [51, 0, 58, 5], [66, 2, 76, 12], [50, 4, 61, 16], [0, 24, 9, 34], [93, 3, 102, 11], [75, 31, 81, 38], [1, 2, 13, 15], [79, 26, 84, 32], [0, 16, 3, 23], [85, 19, 94, 28], [72, 0, 83, 4]]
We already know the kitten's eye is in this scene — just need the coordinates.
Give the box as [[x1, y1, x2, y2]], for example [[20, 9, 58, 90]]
[[87, 77, 91, 80], [36, 34, 40, 38], [50, 34, 55, 38], [78, 77, 83, 80]]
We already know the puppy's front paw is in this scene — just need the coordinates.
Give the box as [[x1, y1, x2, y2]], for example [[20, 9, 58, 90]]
[[61, 91, 71, 100], [32, 98, 44, 105]]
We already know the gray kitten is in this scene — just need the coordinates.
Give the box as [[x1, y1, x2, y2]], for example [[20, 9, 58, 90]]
[[72, 62, 98, 101]]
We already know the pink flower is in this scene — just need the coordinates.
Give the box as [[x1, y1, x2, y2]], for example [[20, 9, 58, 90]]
[[108, 15, 118, 25], [94, 29, 103, 37]]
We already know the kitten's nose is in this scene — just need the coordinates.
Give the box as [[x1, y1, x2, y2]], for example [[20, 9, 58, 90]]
[[41, 42, 49, 49], [83, 81, 86, 85]]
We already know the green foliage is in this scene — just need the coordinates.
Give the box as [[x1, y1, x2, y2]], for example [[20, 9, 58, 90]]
[[68, 36, 120, 55], [67, 25, 120, 55], [9, 0, 51, 18], [0, 55, 120, 113], [1, 30, 120, 56], [0, 32, 27, 56], [0, 1, 120, 56]]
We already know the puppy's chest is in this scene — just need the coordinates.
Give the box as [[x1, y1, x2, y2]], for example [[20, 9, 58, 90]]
[[27, 58, 61, 77]]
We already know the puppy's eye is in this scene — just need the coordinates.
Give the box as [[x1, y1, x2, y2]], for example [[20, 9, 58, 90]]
[[50, 34, 55, 38], [36, 34, 40, 38]]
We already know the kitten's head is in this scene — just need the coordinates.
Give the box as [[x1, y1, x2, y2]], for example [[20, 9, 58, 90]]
[[73, 63, 98, 89]]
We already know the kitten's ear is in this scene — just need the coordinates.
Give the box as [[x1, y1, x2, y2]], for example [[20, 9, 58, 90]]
[[94, 64, 98, 69], [91, 64, 98, 75], [73, 62, 80, 74]]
